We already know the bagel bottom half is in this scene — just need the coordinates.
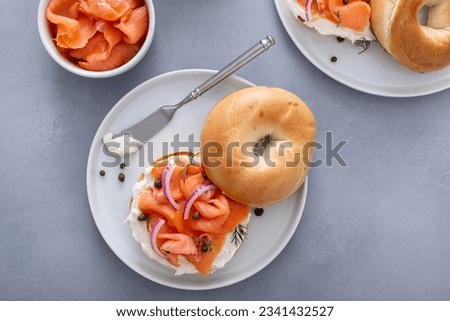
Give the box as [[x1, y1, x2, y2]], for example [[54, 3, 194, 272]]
[[200, 87, 316, 207], [371, 0, 450, 72], [126, 152, 251, 276]]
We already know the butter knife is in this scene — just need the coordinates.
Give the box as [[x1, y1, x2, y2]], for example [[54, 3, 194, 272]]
[[103, 35, 275, 157]]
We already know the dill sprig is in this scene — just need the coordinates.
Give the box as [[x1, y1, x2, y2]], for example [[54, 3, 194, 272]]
[[231, 224, 248, 247], [354, 39, 371, 54], [178, 163, 191, 182]]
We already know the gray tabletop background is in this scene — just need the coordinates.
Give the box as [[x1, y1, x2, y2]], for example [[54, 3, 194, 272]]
[[1, 0, 449, 300]]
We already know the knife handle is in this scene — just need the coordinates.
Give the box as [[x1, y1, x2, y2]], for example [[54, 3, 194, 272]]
[[185, 36, 275, 102]]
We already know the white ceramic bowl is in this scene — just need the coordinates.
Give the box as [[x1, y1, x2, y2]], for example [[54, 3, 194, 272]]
[[37, 0, 155, 78]]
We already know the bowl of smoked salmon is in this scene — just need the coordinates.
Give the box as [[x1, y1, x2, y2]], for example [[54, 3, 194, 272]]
[[38, 0, 155, 78]]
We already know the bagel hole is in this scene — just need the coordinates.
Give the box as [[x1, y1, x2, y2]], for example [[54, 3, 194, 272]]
[[418, 6, 430, 26], [254, 134, 273, 156]]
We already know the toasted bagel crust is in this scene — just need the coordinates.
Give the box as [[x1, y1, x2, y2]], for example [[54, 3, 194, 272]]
[[200, 87, 316, 206], [371, 0, 450, 72]]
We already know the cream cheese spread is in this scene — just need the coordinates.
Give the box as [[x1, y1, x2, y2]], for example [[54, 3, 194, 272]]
[[102, 132, 141, 157]]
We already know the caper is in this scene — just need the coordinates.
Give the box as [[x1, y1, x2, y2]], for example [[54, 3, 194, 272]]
[[330, 56, 338, 63], [118, 173, 125, 182], [343, 0, 349, 4], [337, 36, 345, 43], [154, 180, 162, 188], [254, 207, 264, 216], [192, 212, 200, 220], [120, 162, 126, 169], [201, 245, 208, 253], [99, 170, 105, 176], [137, 214, 148, 221]]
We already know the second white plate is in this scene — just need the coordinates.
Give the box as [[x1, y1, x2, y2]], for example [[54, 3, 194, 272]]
[[86, 69, 308, 290], [274, 0, 450, 97]]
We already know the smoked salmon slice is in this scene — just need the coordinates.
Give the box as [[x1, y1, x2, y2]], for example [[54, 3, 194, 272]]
[[79, 0, 131, 21], [328, 0, 370, 32], [138, 187, 177, 223], [46, 0, 149, 71], [69, 32, 108, 61], [47, 0, 80, 20], [46, 2, 96, 49], [115, 5, 149, 44], [103, 21, 124, 51], [194, 194, 230, 219], [158, 233, 198, 255], [186, 235, 227, 275], [78, 41, 139, 71], [180, 173, 214, 201], [130, 0, 146, 9]]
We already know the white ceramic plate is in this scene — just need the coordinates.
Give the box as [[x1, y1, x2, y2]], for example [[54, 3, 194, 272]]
[[86, 69, 308, 290], [274, 0, 450, 97]]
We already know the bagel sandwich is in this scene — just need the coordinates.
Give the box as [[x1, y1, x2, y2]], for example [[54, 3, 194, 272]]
[[286, 0, 375, 42]]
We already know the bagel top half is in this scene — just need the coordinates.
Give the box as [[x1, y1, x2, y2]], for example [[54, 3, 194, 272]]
[[200, 86, 316, 207], [371, 0, 450, 72]]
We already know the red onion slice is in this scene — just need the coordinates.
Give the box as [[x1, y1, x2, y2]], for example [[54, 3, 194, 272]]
[[305, 0, 313, 21], [150, 219, 168, 259], [161, 163, 179, 210], [183, 182, 216, 220]]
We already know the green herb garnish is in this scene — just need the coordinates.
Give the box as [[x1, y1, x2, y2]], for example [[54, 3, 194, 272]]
[[355, 39, 371, 54], [231, 224, 248, 247]]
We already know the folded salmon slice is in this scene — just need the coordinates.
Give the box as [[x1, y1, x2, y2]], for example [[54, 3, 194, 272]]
[[47, 1, 96, 49], [180, 173, 214, 202], [328, 0, 371, 32], [103, 21, 124, 49], [138, 187, 177, 223], [185, 211, 229, 233], [158, 233, 198, 255], [115, 5, 149, 44], [186, 235, 227, 275], [148, 217, 179, 266], [69, 32, 108, 60], [194, 194, 230, 219], [130, 0, 145, 9], [69, 26, 122, 64], [185, 196, 249, 235], [78, 41, 139, 71], [60, 15, 96, 49], [47, 0, 80, 20], [79, 0, 131, 21]]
